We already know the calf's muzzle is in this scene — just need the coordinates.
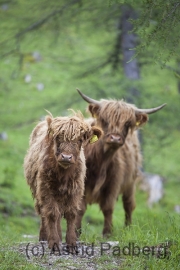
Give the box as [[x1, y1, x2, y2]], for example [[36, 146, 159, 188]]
[[58, 153, 75, 167]]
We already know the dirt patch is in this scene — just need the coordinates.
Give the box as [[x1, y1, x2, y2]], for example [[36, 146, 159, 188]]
[[18, 240, 124, 269]]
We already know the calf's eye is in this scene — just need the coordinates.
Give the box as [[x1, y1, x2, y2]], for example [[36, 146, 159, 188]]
[[78, 139, 83, 145]]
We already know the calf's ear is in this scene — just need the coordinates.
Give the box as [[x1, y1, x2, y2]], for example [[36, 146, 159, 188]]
[[46, 115, 52, 127], [88, 104, 100, 118], [89, 126, 103, 144], [92, 126, 103, 138], [46, 115, 53, 139], [135, 113, 148, 127]]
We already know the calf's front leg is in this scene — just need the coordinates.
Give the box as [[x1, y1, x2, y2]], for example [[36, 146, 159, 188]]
[[41, 204, 61, 250], [75, 197, 87, 237], [39, 217, 47, 241], [56, 215, 62, 242], [65, 212, 77, 250]]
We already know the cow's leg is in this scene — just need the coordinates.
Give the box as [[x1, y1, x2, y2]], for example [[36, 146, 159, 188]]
[[65, 212, 77, 245], [56, 215, 62, 242], [35, 202, 48, 241], [42, 204, 61, 250], [99, 196, 113, 236], [122, 186, 136, 226], [75, 197, 87, 237], [65, 211, 77, 254], [39, 217, 47, 241], [101, 207, 113, 236]]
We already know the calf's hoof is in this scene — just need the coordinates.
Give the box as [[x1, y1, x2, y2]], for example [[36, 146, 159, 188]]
[[66, 235, 77, 254], [66, 244, 78, 255], [102, 228, 112, 238], [48, 240, 60, 251]]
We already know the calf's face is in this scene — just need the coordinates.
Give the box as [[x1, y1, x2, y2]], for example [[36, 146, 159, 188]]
[[54, 135, 88, 168], [46, 114, 102, 169], [54, 137, 81, 168]]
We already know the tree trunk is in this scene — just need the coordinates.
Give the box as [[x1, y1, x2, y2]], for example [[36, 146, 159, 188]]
[[120, 5, 144, 162], [121, 5, 140, 103]]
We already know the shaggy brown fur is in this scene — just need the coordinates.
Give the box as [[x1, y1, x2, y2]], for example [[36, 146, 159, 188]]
[[24, 111, 102, 250], [76, 92, 165, 236]]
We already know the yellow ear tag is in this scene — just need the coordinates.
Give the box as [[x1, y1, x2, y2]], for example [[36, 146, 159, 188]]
[[90, 135, 98, 144], [136, 121, 140, 126]]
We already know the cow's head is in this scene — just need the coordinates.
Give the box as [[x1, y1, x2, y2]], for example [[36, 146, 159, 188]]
[[77, 89, 166, 152], [46, 111, 102, 168]]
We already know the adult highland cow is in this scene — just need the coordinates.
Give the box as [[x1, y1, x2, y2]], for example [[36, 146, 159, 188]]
[[24, 110, 102, 250], [76, 89, 166, 236]]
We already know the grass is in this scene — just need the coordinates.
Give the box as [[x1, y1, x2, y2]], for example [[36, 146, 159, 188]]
[[0, 186, 180, 269]]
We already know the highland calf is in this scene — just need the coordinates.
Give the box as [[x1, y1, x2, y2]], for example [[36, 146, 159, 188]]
[[24, 111, 102, 250], [76, 89, 166, 236]]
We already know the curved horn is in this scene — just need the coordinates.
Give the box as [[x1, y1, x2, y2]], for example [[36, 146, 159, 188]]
[[135, 103, 166, 114], [76, 88, 100, 105]]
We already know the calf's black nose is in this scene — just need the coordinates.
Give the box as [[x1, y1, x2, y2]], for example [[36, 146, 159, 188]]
[[61, 154, 73, 161]]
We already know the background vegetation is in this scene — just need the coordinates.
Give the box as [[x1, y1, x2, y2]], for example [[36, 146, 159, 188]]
[[0, 0, 179, 269]]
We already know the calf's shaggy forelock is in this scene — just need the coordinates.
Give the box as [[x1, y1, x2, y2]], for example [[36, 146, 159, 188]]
[[24, 110, 102, 250]]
